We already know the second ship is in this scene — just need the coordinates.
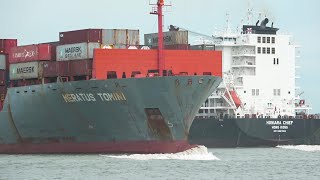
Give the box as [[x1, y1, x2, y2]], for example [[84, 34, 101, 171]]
[[188, 15, 320, 147]]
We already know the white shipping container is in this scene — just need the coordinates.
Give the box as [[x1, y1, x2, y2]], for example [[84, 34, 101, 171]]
[[10, 62, 40, 80], [56, 42, 100, 61], [102, 29, 140, 45], [127, 30, 140, 45], [0, 55, 6, 70]]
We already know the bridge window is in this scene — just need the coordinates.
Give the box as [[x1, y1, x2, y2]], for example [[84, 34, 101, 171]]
[[252, 89, 260, 96], [257, 47, 261, 54], [274, 89, 281, 96], [262, 47, 266, 54]]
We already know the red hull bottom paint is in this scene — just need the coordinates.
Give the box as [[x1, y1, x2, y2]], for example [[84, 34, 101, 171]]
[[0, 140, 197, 154]]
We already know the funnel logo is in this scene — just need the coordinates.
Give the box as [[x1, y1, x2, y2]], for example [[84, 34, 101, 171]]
[[13, 49, 37, 59], [24, 49, 36, 58]]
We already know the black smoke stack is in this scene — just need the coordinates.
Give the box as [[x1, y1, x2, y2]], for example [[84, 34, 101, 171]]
[[256, 20, 260, 26], [260, 18, 269, 28]]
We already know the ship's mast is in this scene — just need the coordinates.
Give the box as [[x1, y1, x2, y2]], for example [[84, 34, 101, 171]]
[[150, 0, 168, 76]]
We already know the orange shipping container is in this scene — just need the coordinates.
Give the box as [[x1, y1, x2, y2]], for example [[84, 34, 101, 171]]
[[93, 49, 222, 80]]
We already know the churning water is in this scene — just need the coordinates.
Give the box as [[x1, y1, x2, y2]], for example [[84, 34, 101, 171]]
[[0, 146, 319, 180]]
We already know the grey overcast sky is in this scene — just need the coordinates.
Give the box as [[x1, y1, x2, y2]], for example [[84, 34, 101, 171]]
[[1, 0, 319, 113]]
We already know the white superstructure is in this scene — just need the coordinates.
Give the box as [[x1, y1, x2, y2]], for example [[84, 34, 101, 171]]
[[197, 16, 311, 119]]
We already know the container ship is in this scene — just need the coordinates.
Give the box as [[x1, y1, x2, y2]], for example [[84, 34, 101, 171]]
[[187, 12, 320, 147], [0, 1, 223, 154]]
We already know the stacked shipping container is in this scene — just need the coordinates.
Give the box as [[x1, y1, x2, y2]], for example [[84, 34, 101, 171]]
[[56, 29, 140, 80], [0, 39, 16, 111], [3, 28, 216, 88], [58, 32, 97, 80], [9, 43, 57, 85], [5, 28, 141, 87]]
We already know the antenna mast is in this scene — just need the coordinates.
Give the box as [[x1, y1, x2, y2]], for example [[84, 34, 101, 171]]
[[246, 0, 253, 25], [225, 12, 231, 34], [150, 0, 171, 76]]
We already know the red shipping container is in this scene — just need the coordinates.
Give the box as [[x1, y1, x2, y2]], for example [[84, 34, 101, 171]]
[[0, 70, 6, 85], [0, 39, 17, 55], [9, 44, 56, 63], [57, 61, 70, 76], [41, 61, 59, 77], [70, 60, 92, 76], [59, 29, 102, 45], [40, 41, 59, 61]]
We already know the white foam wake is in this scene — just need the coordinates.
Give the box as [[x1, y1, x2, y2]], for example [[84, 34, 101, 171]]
[[103, 146, 220, 161], [277, 145, 320, 152]]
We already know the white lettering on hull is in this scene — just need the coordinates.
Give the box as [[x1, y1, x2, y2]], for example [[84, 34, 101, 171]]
[[266, 120, 293, 133], [62, 92, 126, 103]]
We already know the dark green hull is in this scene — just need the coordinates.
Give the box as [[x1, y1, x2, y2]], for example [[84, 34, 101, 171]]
[[0, 76, 222, 153], [189, 117, 320, 147]]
